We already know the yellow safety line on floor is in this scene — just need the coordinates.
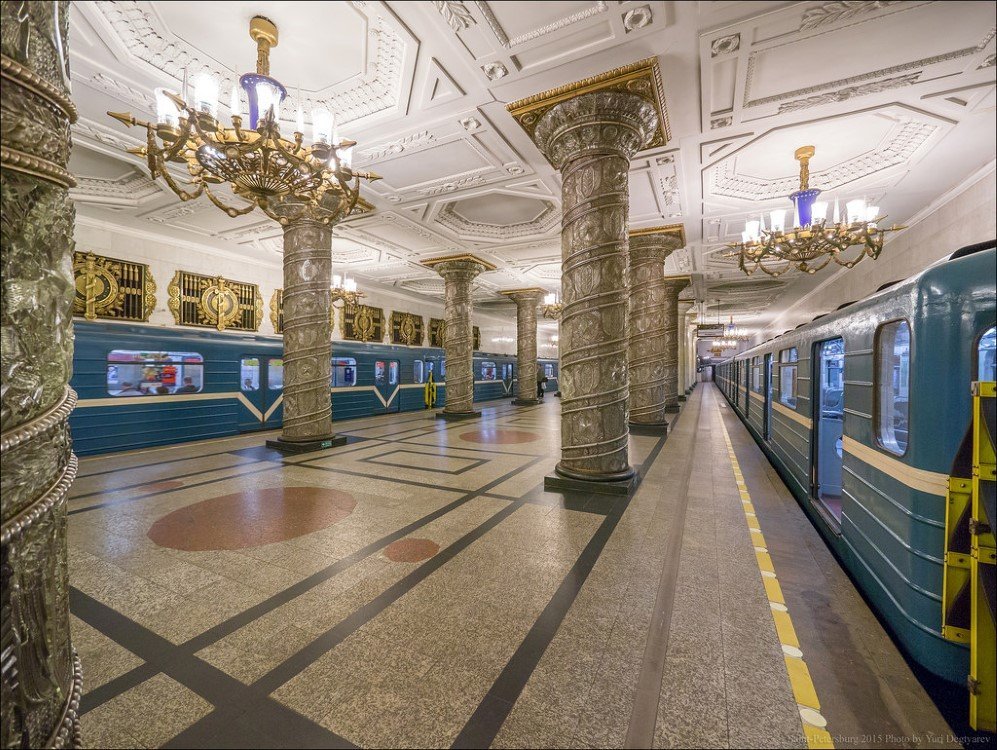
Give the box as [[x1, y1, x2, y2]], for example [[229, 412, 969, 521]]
[[718, 417, 835, 750]]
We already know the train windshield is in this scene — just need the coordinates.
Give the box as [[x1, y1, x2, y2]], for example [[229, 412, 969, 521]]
[[979, 326, 996, 381], [107, 350, 203, 396]]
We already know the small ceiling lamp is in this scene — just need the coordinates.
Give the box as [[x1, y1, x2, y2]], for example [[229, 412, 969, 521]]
[[107, 16, 379, 226], [542, 292, 562, 319], [727, 146, 904, 277], [331, 274, 364, 306]]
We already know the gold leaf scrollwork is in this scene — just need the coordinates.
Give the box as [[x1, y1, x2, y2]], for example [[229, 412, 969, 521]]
[[168, 270, 261, 331], [270, 289, 283, 333], [73, 251, 154, 321]]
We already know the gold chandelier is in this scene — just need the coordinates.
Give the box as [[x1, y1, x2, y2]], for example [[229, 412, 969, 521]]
[[542, 292, 562, 319], [331, 273, 364, 306], [727, 146, 904, 277], [107, 16, 379, 226]]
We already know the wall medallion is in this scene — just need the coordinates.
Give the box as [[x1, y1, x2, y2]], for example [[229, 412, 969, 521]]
[[391, 311, 424, 346], [168, 271, 262, 331], [342, 303, 384, 343], [430, 317, 447, 347], [72, 251, 155, 321]]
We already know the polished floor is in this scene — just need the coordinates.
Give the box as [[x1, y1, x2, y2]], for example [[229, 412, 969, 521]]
[[68, 387, 958, 748]]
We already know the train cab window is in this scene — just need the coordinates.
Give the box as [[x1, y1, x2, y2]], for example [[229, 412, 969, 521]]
[[240, 358, 260, 391], [332, 357, 357, 388], [267, 358, 284, 390], [374, 361, 387, 385], [875, 321, 910, 455], [978, 326, 996, 381], [414, 360, 425, 384], [544, 364, 555, 378], [779, 347, 798, 408], [106, 350, 203, 396], [388, 361, 399, 386], [480, 361, 497, 380]]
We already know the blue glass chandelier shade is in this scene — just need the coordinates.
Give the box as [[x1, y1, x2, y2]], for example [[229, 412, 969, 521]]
[[240, 73, 287, 129], [791, 188, 822, 227]]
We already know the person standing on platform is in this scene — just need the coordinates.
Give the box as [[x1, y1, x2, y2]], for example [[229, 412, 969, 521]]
[[537, 368, 548, 400]]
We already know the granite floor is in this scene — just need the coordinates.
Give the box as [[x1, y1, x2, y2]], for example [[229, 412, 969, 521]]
[[68, 387, 959, 748]]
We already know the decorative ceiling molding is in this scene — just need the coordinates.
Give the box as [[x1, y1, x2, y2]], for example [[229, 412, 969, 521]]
[[70, 171, 161, 207], [777, 72, 922, 113], [358, 131, 437, 161], [799, 1, 904, 32], [476, 1, 608, 48], [434, 1, 476, 33], [435, 197, 559, 240], [92, 0, 411, 125]]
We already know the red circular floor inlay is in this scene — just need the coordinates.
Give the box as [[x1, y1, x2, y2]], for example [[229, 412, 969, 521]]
[[384, 538, 440, 563], [147, 486, 356, 551], [143, 480, 185, 492], [459, 428, 540, 444]]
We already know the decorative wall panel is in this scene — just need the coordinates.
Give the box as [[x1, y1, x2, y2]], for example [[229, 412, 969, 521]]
[[167, 271, 262, 331], [390, 311, 425, 345], [72, 250, 155, 321], [341, 304, 385, 343], [430, 317, 447, 347]]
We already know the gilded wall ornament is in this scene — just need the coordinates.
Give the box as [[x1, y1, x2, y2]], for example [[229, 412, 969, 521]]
[[430, 317, 447, 347], [341, 303, 384, 343], [168, 271, 261, 331], [73, 251, 156, 322], [391, 311, 424, 346]]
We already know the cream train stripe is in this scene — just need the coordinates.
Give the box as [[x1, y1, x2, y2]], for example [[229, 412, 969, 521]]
[[773, 400, 812, 428], [264, 395, 283, 422], [842, 436, 948, 497], [718, 416, 834, 750]]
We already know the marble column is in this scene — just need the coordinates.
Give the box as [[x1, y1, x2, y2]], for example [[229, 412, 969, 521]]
[[1, 1, 83, 746], [425, 257, 492, 420], [533, 91, 657, 485], [627, 230, 683, 428], [661, 277, 690, 412], [501, 289, 544, 406], [277, 218, 335, 443]]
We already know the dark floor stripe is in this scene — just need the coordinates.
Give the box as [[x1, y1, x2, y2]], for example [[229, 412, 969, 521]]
[[71, 456, 265, 500], [452, 422, 675, 749], [70, 589, 356, 749]]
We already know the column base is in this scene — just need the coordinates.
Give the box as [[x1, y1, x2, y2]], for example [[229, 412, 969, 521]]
[[678, 394, 687, 402], [545, 462, 640, 496], [629, 422, 668, 436], [512, 397, 540, 406], [437, 410, 481, 421], [266, 435, 348, 454], [665, 404, 681, 413]]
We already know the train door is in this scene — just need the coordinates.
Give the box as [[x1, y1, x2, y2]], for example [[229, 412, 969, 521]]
[[763, 353, 773, 440], [239, 355, 283, 431], [374, 359, 400, 412], [812, 337, 845, 524]]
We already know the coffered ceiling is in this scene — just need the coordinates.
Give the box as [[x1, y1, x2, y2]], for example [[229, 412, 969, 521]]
[[67, 0, 996, 332]]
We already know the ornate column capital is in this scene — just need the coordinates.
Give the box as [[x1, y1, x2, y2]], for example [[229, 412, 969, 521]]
[[532, 91, 658, 169], [629, 224, 686, 261], [661, 275, 691, 295], [499, 287, 545, 306], [422, 254, 495, 283]]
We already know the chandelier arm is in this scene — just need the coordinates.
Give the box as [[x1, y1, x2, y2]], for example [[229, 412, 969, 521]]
[[157, 117, 198, 164], [203, 184, 257, 217], [155, 159, 205, 202]]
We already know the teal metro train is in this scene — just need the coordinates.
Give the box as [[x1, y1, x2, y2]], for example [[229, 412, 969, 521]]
[[714, 242, 996, 684], [69, 321, 558, 456]]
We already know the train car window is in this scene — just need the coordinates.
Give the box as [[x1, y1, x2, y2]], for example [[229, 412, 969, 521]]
[[751, 357, 762, 393], [480, 361, 497, 380], [106, 350, 203, 396], [440, 359, 446, 378], [414, 360, 425, 384], [544, 364, 555, 378], [374, 361, 386, 385], [267, 358, 284, 390], [779, 347, 798, 408], [389, 361, 399, 386], [875, 321, 910, 455], [240, 358, 260, 391], [332, 357, 357, 388], [978, 326, 996, 381]]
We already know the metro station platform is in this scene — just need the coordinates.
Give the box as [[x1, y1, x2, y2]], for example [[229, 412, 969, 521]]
[[67, 387, 957, 749]]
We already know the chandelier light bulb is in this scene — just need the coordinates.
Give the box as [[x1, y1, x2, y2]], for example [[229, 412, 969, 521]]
[[745, 220, 761, 241], [865, 205, 880, 225], [345, 277, 357, 293], [154, 87, 181, 127], [770, 209, 786, 233], [341, 144, 354, 170], [295, 104, 304, 134], [811, 201, 828, 223], [846, 199, 866, 225], [193, 73, 218, 118], [229, 85, 241, 118], [312, 107, 333, 144]]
